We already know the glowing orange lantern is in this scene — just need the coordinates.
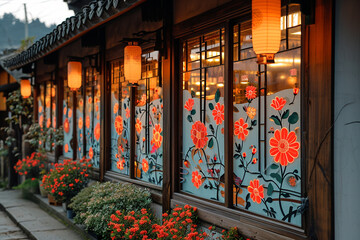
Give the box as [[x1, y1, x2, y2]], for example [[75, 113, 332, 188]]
[[67, 61, 82, 90], [252, 0, 281, 64], [124, 43, 142, 84], [20, 79, 31, 98]]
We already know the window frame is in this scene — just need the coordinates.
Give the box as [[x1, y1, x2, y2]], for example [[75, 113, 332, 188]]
[[171, 3, 309, 239]]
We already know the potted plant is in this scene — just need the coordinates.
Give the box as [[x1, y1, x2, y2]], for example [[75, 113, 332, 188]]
[[41, 157, 91, 217]]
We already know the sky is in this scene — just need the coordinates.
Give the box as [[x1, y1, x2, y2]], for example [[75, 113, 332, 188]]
[[0, 0, 74, 26]]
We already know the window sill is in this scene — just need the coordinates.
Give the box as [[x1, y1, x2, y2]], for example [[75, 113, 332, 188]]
[[171, 193, 307, 240]]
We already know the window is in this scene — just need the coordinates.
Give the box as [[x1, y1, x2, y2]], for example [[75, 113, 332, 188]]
[[181, 29, 226, 202], [110, 60, 131, 174], [179, 3, 303, 226], [134, 51, 163, 185], [63, 79, 73, 158]]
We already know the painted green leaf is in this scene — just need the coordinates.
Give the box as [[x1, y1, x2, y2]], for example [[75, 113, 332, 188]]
[[187, 115, 193, 123], [270, 163, 279, 169], [270, 173, 282, 183], [208, 138, 214, 148], [282, 109, 290, 119], [191, 109, 196, 115], [281, 192, 290, 198], [191, 91, 196, 98], [270, 115, 281, 126], [288, 112, 299, 124], [233, 106, 240, 112], [267, 183, 274, 196], [215, 89, 220, 103], [209, 103, 214, 110]]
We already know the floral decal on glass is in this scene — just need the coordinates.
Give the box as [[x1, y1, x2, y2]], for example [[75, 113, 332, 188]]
[[63, 99, 73, 158]]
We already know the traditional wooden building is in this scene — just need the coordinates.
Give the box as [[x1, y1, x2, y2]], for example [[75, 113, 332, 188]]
[[4, 0, 360, 239]]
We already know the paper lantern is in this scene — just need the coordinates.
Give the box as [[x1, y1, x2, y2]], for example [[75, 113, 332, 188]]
[[67, 61, 82, 90], [20, 79, 31, 98], [252, 0, 281, 64], [124, 44, 142, 84]]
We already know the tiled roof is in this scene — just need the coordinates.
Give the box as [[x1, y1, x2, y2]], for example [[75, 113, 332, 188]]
[[4, 0, 141, 70]]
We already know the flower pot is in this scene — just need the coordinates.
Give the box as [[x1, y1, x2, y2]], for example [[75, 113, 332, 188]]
[[48, 194, 62, 206], [39, 182, 47, 197], [66, 209, 75, 219]]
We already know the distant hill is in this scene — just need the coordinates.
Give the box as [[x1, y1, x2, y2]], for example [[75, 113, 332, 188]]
[[0, 13, 56, 51]]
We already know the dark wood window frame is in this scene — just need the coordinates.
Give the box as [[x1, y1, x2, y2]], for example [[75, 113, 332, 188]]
[[170, 0, 334, 239]]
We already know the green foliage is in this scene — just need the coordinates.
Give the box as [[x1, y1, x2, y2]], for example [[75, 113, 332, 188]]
[[25, 123, 64, 152], [14, 178, 39, 192], [69, 182, 152, 239]]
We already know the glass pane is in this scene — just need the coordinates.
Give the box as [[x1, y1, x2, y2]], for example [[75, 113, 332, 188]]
[[232, 36, 302, 226], [83, 68, 101, 167], [76, 86, 84, 159], [110, 61, 131, 175], [181, 29, 225, 203], [135, 51, 163, 186], [45, 82, 52, 151], [51, 85, 56, 128], [63, 80, 73, 159]]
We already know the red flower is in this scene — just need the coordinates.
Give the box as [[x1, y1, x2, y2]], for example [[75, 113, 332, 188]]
[[115, 116, 123, 135], [190, 121, 208, 149], [126, 108, 130, 119], [78, 117, 83, 129], [269, 128, 300, 166], [245, 86, 257, 100], [271, 96, 286, 111], [234, 118, 249, 141], [191, 171, 202, 189], [113, 103, 119, 114], [247, 179, 264, 204], [89, 147, 93, 159], [212, 102, 224, 125], [289, 176, 297, 187], [151, 124, 163, 149], [64, 118, 70, 133], [293, 88, 299, 95], [184, 98, 194, 111], [94, 122, 100, 141], [142, 159, 149, 173], [116, 159, 125, 170], [135, 118, 142, 134], [86, 116, 90, 129]]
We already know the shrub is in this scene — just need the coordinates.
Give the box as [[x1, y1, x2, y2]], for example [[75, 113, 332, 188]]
[[41, 158, 91, 203], [69, 182, 152, 239], [14, 152, 47, 179]]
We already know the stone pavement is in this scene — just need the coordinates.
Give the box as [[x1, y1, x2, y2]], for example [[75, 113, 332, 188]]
[[0, 210, 29, 240], [0, 190, 84, 240]]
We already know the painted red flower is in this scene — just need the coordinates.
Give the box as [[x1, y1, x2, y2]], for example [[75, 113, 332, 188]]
[[212, 102, 224, 125], [184, 98, 194, 111], [46, 118, 51, 128], [64, 144, 69, 153], [39, 115, 44, 128], [53, 117, 56, 128], [135, 118, 142, 134], [68, 109, 72, 118], [113, 103, 119, 114], [234, 118, 249, 141], [271, 96, 286, 111], [151, 124, 163, 149], [245, 86, 257, 100], [125, 108, 130, 119], [190, 121, 208, 149], [142, 159, 149, 173], [89, 147, 93, 159], [86, 116, 90, 129], [293, 88, 299, 95], [192, 171, 202, 189], [117, 159, 125, 170], [269, 128, 300, 166], [94, 122, 100, 141], [63, 106, 66, 115], [114, 116, 123, 135], [64, 118, 70, 133], [78, 117, 83, 129], [247, 179, 264, 204]]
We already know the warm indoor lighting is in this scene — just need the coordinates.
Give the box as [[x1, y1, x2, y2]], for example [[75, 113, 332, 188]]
[[252, 0, 281, 64], [20, 79, 31, 98], [67, 61, 82, 91], [124, 43, 142, 85]]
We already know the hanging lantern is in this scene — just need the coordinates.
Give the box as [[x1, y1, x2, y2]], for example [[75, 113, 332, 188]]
[[67, 61, 82, 90], [124, 43, 142, 85], [20, 79, 31, 98], [252, 0, 281, 64]]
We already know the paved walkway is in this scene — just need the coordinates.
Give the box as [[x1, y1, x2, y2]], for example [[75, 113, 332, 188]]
[[0, 210, 29, 240], [0, 190, 83, 240]]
